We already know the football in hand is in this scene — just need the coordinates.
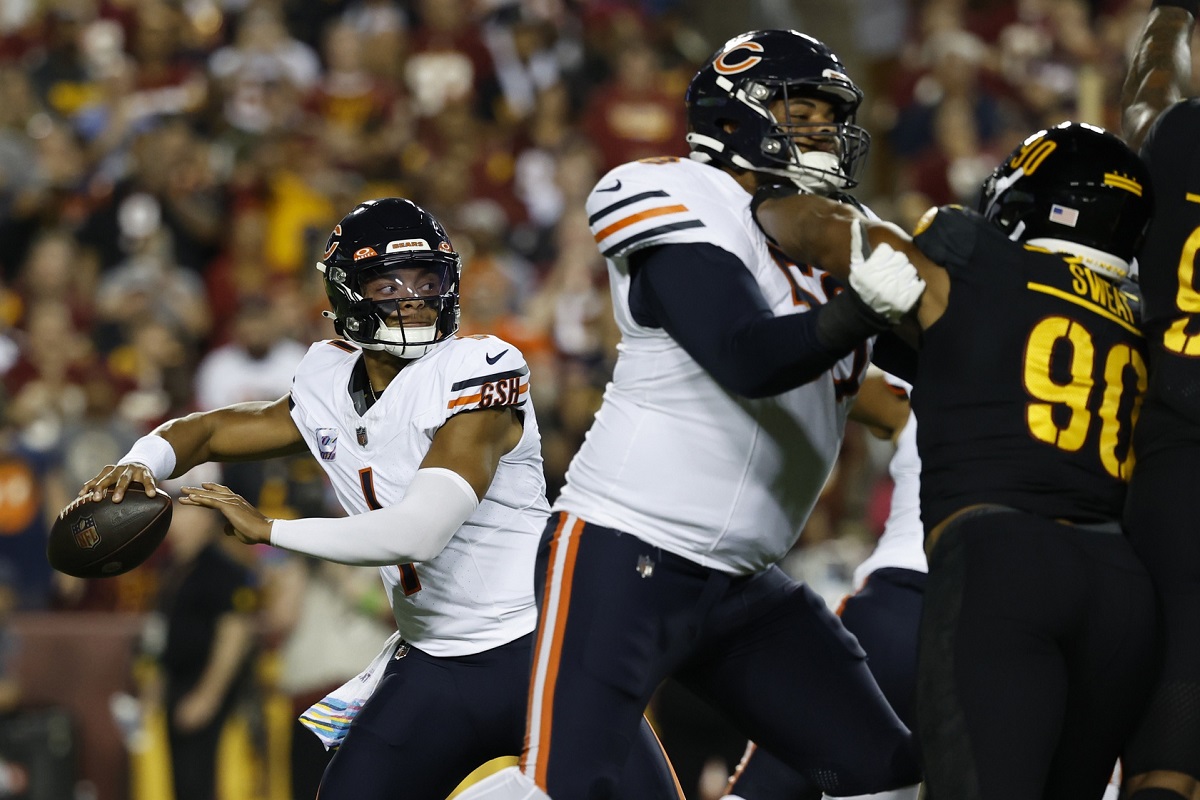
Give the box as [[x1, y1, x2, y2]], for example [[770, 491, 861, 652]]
[[48, 484, 172, 578]]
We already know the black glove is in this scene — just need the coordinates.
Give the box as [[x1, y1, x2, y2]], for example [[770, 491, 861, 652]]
[[816, 288, 892, 353]]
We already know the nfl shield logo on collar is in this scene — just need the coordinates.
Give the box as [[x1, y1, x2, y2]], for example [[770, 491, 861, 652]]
[[316, 428, 338, 461]]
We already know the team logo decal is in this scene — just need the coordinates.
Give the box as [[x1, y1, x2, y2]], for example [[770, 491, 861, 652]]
[[385, 239, 431, 253], [72, 515, 100, 550], [316, 428, 339, 461], [324, 225, 342, 259], [714, 40, 764, 75]]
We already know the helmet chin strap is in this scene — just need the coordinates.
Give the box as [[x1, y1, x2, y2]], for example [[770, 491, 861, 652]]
[[1025, 237, 1130, 281]]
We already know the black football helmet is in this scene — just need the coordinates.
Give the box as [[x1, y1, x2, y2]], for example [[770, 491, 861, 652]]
[[979, 121, 1153, 281], [318, 198, 461, 359], [685, 29, 870, 194]]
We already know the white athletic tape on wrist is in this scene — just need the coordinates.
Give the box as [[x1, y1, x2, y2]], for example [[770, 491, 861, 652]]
[[117, 435, 177, 481]]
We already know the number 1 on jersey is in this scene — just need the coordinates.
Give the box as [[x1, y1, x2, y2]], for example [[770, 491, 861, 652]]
[[359, 467, 422, 595]]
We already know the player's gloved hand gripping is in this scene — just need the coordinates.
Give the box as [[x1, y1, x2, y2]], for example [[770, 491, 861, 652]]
[[848, 220, 926, 322]]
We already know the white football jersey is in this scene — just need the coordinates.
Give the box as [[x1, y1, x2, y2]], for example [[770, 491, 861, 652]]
[[289, 335, 549, 656], [853, 399, 927, 588], [555, 157, 871, 575]]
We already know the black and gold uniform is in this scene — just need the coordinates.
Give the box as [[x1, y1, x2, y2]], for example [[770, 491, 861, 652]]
[[914, 206, 1145, 528], [910, 125, 1161, 800], [1123, 98, 1200, 780]]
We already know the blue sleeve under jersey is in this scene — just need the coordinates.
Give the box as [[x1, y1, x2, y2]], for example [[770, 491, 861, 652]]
[[628, 241, 862, 399]]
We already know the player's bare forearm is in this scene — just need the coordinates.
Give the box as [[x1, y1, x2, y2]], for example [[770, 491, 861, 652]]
[[756, 194, 917, 282], [849, 375, 911, 441], [756, 194, 863, 280], [153, 397, 307, 476], [1121, 6, 1195, 150]]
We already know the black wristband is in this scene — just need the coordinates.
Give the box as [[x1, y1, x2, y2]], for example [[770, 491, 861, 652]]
[[815, 289, 891, 353], [1152, 0, 1198, 17]]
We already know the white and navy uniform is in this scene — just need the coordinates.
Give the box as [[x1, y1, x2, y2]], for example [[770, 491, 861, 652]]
[[286, 335, 681, 800], [560, 157, 868, 574], [289, 334, 545, 656], [729, 377, 927, 800], [516, 158, 918, 799], [283, 335, 543, 798]]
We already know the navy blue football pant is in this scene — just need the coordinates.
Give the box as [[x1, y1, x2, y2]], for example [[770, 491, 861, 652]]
[[726, 567, 927, 798], [317, 631, 678, 800], [517, 513, 920, 799], [918, 508, 1159, 800]]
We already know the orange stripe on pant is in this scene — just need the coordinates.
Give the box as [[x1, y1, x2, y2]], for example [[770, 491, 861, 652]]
[[520, 513, 584, 791]]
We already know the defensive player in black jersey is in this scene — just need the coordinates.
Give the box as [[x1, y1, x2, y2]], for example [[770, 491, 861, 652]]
[[754, 122, 1160, 800], [1118, 1, 1200, 798]]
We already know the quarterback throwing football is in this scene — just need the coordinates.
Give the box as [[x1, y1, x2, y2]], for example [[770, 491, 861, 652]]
[[79, 199, 680, 800]]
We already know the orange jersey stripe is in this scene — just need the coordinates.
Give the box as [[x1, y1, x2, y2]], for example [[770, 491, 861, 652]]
[[446, 382, 529, 409], [593, 205, 689, 243]]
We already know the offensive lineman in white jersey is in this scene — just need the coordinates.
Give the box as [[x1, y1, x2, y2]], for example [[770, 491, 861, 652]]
[[79, 199, 680, 800], [456, 30, 924, 800]]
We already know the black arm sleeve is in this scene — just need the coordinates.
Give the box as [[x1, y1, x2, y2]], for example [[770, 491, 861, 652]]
[[870, 330, 919, 386], [628, 242, 885, 399]]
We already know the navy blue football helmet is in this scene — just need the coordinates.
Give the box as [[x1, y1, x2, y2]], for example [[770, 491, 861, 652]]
[[685, 29, 870, 193], [979, 121, 1153, 281], [318, 198, 461, 359]]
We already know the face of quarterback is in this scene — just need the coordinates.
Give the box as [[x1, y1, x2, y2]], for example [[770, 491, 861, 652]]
[[362, 265, 443, 328]]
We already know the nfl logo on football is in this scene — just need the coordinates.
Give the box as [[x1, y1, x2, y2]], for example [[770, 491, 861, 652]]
[[72, 516, 100, 550], [316, 428, 338, 461]]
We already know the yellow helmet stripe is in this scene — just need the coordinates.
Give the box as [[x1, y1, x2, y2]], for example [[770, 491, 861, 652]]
[[1104, 174, 1143, 196]]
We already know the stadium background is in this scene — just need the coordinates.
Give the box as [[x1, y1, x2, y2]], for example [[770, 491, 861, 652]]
[[0, 0, 1190, 797]]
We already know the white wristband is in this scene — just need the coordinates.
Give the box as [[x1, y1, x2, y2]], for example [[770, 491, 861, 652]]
[[117, 435, 177, 480]]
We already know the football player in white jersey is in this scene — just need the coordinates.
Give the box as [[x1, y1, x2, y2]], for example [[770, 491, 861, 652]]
[[724, 374, 926, 800], [453, 30, 924, 800], [79, 199, 681, 800]]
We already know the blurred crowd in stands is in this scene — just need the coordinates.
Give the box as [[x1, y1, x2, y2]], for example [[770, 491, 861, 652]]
[[0, 0, 1190, 795]]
